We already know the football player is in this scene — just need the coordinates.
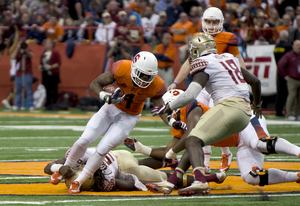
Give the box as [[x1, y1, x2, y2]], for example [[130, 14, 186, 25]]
[[149, 33, 261, 196], [169, 7, 245, 173], [49, 51, 178, 194], [45, 148, 227, 192]]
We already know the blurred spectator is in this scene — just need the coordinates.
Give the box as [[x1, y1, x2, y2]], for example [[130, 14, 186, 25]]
[[10, 0, 22, 17], [250, 12, 274, 45], [129, 0, 149, 16], [106, 39, 132, 62], [114, 10, 129, 42], [88, 0, 102, 18], [155, 0, 173, 14], [187, 14, 201, 35], [20, 12, 32, 27], [276, 0, 299, 18], [106, 0, 122, 24], [28, 0, 44, 15], [34, 0, 50, 17], [101, 0, 124, 9], [153, 32, 175, 87], [68, 0, 85, 23], [277, 40, 300, 121], [58, 7, 70, 26], [223, 10, 237, 31], [62, 18, 78, 42], [240, 8, 254, 26], [188, 6, 202, 18], [141, 6, 159, 43], [288, 15, 300, 45], [181, 0, 199, 15], [77, 12, 99, 43], [170, 12, 192, 44], [237, 16, 252, 43], [48, 2, 61, 17], [94, 12, 116, 44], [284, 6, 295, 22], [27, 14, 46, 44], [274, 14, 292, 43], [15, 4, 29, 24], [273, 30, 292, 117], [41, 14, 64, 42], [11, 41, 34, 111], [267, 8, 282, 27], [126, 15, 142, 56], [39, 39, 62, 110], [153, 11, 170, 44], [239, 0, 257, 18], [292, 5, 300, 28], [226, 0, 241, 11], [124, 3, 141, 25], [166, 0, 184, 25], [208, 0, 228, 11]]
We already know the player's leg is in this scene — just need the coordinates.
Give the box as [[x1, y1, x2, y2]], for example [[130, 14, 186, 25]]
[[219, 147, 233, 172], [203, 145, 212, 174]]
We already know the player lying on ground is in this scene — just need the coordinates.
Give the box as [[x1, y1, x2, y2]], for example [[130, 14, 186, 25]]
[[146, 112, 300, 195], [45, 148, 227, 192]]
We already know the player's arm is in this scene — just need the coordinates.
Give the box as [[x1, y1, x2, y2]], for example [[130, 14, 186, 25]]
[[90, 71, 115, 96], [169, 58, 190, 90], [235, 53, 246, 68], [152, 97, 169, 125], [44, 158, 66, 175], [241, 68, 261, 107], [115, 179, 137, 191], [171, 106, 203, 154]]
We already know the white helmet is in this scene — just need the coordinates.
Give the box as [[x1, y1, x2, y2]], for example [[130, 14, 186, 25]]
[[131, 51, 158, 88], [202, 7, 224, 35], [162, 89, 184, 104]]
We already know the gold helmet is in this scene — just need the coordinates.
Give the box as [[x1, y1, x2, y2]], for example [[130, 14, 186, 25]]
[[189, 33, 217, 60], [65, 165, 96, 191]]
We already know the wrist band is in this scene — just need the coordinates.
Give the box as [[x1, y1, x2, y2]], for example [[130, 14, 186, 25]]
[[172, 82, 178, 86]]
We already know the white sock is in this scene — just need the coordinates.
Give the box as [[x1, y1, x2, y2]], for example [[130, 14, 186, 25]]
[[64, 141, 87, 167], [135, 141, 152, 156], [203, 145, 211, 167], [75, 152, 105, 185], [275, 138, 300, 157], [268, 168, 299, 184], [220, 147, 231, 155]]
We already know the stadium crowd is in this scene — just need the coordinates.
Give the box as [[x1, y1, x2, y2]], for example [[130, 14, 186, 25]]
[[0, 0, 300, 120]]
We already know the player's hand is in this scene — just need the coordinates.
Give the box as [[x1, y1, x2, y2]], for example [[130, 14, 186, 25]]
[[59, 166, 73, 178], [172, 120, 187, 130], [168, 83, 177, 91], [150, 103, 171, 116], [106, 88, 125, 104], [251, 101, 262, 118]]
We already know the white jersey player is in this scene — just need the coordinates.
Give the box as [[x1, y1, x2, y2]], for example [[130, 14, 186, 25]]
[[149, 33, 262, 196]]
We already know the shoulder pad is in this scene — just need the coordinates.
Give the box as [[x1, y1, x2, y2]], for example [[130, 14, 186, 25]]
[[190, 58, 208, 77]]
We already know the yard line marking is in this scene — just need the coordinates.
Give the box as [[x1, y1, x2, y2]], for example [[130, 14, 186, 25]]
[[1, 193, 300, 205], [0, 176, 48, 180]]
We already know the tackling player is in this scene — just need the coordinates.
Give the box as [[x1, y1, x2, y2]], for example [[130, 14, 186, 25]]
[[149, 33, 261, 196], [49, 51, 173, 194]]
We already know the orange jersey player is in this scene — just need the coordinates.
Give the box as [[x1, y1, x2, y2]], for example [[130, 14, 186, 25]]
[[49, 51, 171, 194]]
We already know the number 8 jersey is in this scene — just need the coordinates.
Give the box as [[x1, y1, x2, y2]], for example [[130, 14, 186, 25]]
[[190, 53, 250, 104]]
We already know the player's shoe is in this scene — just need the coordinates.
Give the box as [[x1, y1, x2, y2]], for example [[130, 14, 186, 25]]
[[219, 153, 233, 172], [178, 181, 210, 196], [50, 171, 64, 185], [124, 138, 137, 151], [296, 172, 300, 183], [68, 181, 80, 194], [146, 181, 175, 195], [204, 165, 211, 174], [215, 171, 227, 184], [164, 159, 178, 170]]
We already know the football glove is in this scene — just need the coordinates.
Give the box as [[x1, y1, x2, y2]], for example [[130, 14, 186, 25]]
[[150, 103, 171, 116], [100, 88, 125, 104], [172, 120, 187, 130], [251, 101, 263, 119]]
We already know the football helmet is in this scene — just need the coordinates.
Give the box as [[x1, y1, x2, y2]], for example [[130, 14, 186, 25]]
[[131, 51, 158, 88], [65, 165, 96, 191], [202, 7, 224, 35], [189, 33, 217, 60], [162, 89, 184, 104]]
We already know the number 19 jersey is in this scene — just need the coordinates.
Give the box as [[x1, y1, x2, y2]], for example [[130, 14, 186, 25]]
[[190, 53, 250, 104]]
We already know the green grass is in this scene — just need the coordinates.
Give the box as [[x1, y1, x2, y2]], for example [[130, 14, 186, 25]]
[[0, 107, 300, 205]]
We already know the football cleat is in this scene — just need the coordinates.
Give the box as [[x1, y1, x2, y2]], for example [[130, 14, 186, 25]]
[[178, 181, 210, 196], [215, 171, 227, 184], [296, 172, 300, 183], [145, 181, 175, 195], [50, 171, 64, 185], [219, 153, 233, 172], [204, 165, 211, 174], [164, 159, 178, 170], [68, 181, 81, 194], [124, 138, 137, 151]]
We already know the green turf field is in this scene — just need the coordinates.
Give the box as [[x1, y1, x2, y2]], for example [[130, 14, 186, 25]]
[[0, 107, 300, 205]]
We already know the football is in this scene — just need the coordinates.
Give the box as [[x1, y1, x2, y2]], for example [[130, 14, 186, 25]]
[[103, 84, 124, 97]]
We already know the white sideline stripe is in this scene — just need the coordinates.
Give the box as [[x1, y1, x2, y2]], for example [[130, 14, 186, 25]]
[[266, 120, 300, 125], [1, 193, 300, 205], [0, 176, 48, 180], [0, 125, 169, 132]]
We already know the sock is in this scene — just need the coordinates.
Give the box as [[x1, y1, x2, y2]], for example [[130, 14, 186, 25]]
[[205, 173, 219, 183], [167, 167, 185, 185], [203, 145, 211, 168], [64, 141, 87, 167], [221, 147, 231, 155], [275, 138, 300, 157], [75, 152, 105, 186], [268, 168, 299, 185], [193, 167, 206, 183], [135, 141, 152, 156]]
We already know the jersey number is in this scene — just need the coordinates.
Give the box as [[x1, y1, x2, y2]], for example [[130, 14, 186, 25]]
[[220, 59, 246, 84], [124, 94, 135, 109]]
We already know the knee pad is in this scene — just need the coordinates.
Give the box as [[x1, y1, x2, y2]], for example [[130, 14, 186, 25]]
[[257, 136, 278, 155], [76, 137, 91, 148], [249, 169, 268, 186]]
